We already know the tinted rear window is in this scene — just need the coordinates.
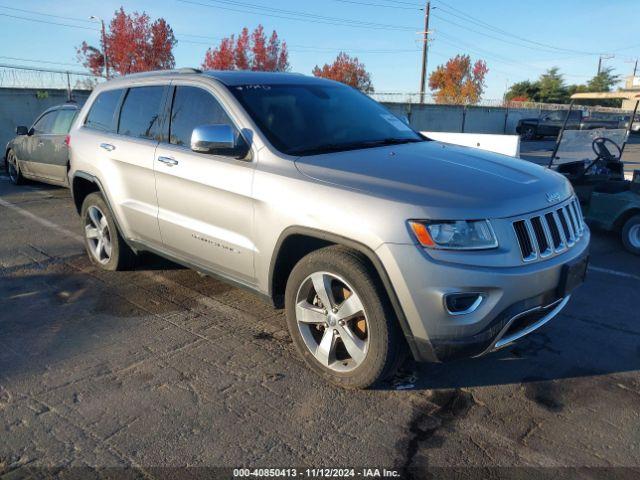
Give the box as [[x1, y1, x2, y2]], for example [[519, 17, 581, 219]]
[[85, 89, 123, 132], [118, 86, 165, 140]]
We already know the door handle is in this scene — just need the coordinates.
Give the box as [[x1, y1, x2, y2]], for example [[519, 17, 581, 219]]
[[100, 143, 116, 152], [157, 156, 178, 166]]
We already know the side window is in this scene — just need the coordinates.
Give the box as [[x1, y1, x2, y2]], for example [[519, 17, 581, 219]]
[[85, 89, 123, 132], [32, 111, 56, 134], [546, 111, 563, 122], [169, 86, 236, 147], [118, 86, 165, 140], [51, 109, 77, 135]]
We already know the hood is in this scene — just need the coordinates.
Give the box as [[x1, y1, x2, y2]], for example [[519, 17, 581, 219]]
[[294, 141, 572, 219]]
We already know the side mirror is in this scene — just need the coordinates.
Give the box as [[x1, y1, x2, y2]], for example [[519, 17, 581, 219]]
[[15, 126, 28, 136], [191, 124, 237, 155]]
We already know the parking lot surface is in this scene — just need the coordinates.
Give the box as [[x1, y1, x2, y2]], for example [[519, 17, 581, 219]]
[[1, 159, 640, 475]]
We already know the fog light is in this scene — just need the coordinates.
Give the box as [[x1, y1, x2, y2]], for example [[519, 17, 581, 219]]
[[444, 293, 483, 315]]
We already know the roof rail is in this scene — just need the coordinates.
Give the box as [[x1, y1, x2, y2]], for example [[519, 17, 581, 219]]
[[175, 67, 202, 74], [121, 68, 202, 79]]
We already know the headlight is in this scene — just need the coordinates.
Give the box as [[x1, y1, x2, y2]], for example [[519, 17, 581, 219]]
[[408, 220, 498, 250]]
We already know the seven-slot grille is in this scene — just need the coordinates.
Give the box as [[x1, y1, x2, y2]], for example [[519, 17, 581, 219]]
[[512, 197, 585, 262]]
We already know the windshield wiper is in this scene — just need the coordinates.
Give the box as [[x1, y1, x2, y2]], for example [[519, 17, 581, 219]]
[[290, 137, 425, 156]]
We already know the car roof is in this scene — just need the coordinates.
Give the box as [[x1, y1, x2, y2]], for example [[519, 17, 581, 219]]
[[202, 70, 332, 86], [99, 68, 338, 88], [43, 103, 79, 113]]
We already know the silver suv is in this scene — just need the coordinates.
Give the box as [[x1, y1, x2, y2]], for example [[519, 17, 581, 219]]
[[68, 69, 590, 388]]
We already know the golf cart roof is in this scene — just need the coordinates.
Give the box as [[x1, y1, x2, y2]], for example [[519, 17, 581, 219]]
[[570, 92, 640, 101]]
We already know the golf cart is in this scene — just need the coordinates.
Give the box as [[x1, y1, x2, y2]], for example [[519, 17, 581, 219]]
[[549, 92, 640, 255]]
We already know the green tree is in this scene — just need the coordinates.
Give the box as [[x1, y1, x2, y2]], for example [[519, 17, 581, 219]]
[[586, 67, 621, 92], [537, 67, 568, 104], [505, 80, 540, 102]]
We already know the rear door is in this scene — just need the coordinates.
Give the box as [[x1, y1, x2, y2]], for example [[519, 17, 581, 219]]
[[81, 86, 165, 246], [153, 83, 256, 284]]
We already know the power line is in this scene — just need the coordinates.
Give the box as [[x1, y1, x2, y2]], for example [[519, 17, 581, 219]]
[[0, 56, 80, 67], [177, 37, 419, 54], [330, 0, 422, 10], [0, 13, 98, 31], [432, 0, 598, 55], [176, 0, 416, 31], [0, 6, 418, 56], [0, 5, 95, 24]]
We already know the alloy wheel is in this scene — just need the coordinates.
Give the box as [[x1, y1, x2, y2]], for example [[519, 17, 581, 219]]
[[84, 205, 112, 264], [295, 271, 369, 372], [629, 224, 640, 249], [523, 127, 535, 141]]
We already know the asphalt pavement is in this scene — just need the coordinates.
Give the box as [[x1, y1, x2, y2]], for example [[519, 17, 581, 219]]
[[1, 158, 640, 476]]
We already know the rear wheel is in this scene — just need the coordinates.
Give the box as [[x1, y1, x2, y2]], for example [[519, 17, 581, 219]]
[[81, 192, 136, 270], [622, 215, 640, 255], [284, 246, 404, 389], [5, 150, 24, 185]]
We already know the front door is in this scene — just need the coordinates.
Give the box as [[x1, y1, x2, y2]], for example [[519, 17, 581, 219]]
[[153, 84, 256, 285], [21, 110, 56, 176], [31, 108, 77, 184]]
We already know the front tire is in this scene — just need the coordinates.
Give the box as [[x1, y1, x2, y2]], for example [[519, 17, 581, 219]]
[[622, 215, 640, 255], [284, 246, 404, 389], [5, 150, 24, 185], [81, 192, 136, 270], [521, 126, 536, 141]]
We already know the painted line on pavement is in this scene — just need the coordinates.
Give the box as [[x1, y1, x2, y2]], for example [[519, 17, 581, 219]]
[[0, 196, 83, 243], [588, 265, 640, 282], [1, 194, 639, 282]]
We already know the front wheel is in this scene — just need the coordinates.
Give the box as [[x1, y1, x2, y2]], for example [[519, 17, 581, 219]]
[[5, 150, 24, 185], [284, 246, 405, 389], [81, 192, 136, 270], [520, 126, 536, 141], [622, 215, 640, 255]]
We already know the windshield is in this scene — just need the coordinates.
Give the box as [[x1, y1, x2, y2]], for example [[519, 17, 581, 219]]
[[229, 83, 425, 156]]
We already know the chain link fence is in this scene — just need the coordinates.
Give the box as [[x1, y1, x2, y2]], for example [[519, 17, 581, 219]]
[[370, 92, 632, 114]]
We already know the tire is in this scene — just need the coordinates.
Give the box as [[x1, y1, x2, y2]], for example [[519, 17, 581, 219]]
[[621, 215, 640, 256], [521, 126, 536, 141], [5, 150, 24, 185], [80, 192, 136, 270], [284, 245, 405, 389]]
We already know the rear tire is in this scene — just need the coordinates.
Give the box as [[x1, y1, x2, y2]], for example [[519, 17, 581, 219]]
[[622, 215, 640, 255], [81, 192, 136, 270], [5, 150, 24, 185], [284, 246, 405, 389]]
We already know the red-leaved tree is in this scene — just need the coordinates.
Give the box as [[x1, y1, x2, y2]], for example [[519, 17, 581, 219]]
[[77, 7, 176, 77], [312, 52, 373, 93], [202, 25, 289, 71], [428, 54, 488, 104]]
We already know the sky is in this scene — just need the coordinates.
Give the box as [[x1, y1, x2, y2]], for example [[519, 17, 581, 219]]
[[0, 0, 639, 99]]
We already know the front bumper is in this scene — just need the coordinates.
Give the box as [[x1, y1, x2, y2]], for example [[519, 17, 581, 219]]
[[376, 227, 590, 362]]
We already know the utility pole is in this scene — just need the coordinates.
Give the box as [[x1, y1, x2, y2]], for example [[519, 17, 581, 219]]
[[90, 16, 110, 79], [418, 1, 431, 104], [597, 54, 614, 75]]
